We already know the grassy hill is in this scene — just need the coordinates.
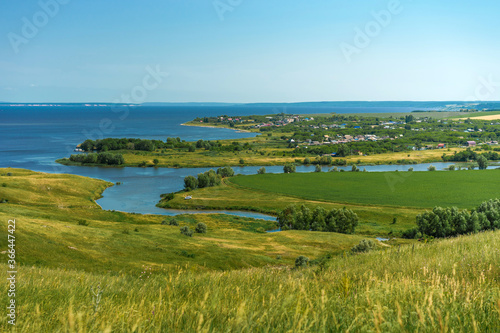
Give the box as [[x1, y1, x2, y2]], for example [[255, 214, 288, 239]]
[[1, 230, 498, 331], [0, 168, 369, 274], [1, 168, 499, 331]]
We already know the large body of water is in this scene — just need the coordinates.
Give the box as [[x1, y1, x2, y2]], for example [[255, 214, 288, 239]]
[[0, 105, 459, 220]]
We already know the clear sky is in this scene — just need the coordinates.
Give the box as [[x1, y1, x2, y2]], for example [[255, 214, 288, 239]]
[[1, 0, 500, 103]]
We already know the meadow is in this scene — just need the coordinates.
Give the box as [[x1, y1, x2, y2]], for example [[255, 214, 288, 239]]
[[1, 168, 499, 331], [0, 168, 371, 274], [1, 230, 498, 332]]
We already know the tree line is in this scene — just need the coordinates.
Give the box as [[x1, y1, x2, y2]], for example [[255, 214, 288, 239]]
[[277, 204, 358, 234], [404, 199, 500, 238], [184, 167, 234, 191], [69, 152, 125, 165]]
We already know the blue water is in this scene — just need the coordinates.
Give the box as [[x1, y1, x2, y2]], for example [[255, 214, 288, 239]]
[[0, 105, 464, 220]]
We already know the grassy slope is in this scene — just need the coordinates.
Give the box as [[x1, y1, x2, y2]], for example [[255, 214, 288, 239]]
[[0, 168, 369, 274], [1, 230, 498, 332]]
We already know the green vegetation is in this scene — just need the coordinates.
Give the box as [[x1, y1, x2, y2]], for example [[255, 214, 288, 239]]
[[67, 152, 125, 165], [229, 170, 500, 209], [60, 111, 500, 168], [412, 199, 500, 238], [350, 239, 377, 253], [277, 204, 358, 234], [0, 168, 368, 274], [4, 230, 497, 331]]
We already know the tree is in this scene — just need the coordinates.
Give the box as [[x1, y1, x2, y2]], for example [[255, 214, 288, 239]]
[[180, 226, 193, 237], [217, 166, 234, 178], [295, 255, 309, 268], [184, 175, 198, 190], [337, 144, 349, 157], [188, 145, 196, 152], [315, 165, 322, 172], [257, 167, 266, 174], [195, 222, 207, 234], [283, 163, 296, 173], [153, 158, 159, 165], [477, 155, 488, 170], [197, 173, 209, 188], [428, 165, 436, 171]]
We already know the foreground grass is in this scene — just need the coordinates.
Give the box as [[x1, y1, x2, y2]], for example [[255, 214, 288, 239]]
[[1, 230, 498, 332], [0, 168, 369, 273]]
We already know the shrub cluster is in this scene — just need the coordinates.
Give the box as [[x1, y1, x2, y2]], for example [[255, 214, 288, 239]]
[[403, 199, 500, 239], [195, 222, 207, 234], [180, 226, 193, 237], [351, 239, 376, 253], [277, 205, 358, 234]]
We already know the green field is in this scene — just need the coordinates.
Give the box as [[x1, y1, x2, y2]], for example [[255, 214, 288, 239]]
[[229, 170, 500, 209]]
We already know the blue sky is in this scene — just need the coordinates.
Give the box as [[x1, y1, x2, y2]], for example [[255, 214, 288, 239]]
[[1, 0, 499, 103]]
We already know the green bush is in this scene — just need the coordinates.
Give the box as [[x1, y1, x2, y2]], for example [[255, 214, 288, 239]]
[[195, 222, 207, 234], [169, 219, 179, 226], [402, 228, 419, 239], [351, 239, 376, 253], [295, 255, 309, 268], [77, 220, 89, 226], [180, 226, 193, 237]]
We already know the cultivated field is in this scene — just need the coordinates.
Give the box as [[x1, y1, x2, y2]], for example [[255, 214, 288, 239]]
[[229, 170, 500, 209]]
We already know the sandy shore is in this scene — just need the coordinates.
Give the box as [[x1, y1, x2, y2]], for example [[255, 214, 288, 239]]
[[180, 123, 253, 133]]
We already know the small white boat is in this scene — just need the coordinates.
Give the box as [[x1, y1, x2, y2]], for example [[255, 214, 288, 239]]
[[184, 196, 192, 200]]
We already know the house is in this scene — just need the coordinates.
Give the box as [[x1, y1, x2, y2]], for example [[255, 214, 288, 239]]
[[437, 143, 446, 149], [467, 141, 476, 147]]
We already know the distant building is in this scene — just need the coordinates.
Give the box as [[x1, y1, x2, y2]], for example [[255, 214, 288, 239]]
[[437, 143, 446, 149], [467, 141, 476, 147]]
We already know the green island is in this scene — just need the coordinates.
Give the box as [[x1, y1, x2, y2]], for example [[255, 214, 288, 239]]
[[57, 110, 500, 168], [1, 167, 499, 331]]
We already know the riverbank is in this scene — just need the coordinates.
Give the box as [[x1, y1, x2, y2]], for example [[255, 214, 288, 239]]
[[56, 146, 468, 168]]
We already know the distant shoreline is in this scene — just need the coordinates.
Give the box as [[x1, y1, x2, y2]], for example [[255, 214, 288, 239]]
[[180, 122, 253, 133]]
